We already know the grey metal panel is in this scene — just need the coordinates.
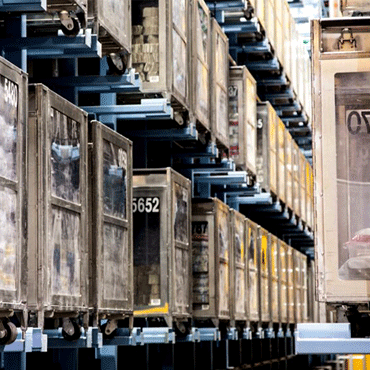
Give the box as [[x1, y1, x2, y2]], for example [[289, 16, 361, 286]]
[[292, 140, 301, 219], [299, 150, 307, 225], [28, 84, 89, 325], [191, 0, 211, 131], [246, 219, 259, 323], [88, 0, 131, 54], [258, 226, 271, 324], [89, 121, 133, 319], [131, 0, 190, 110], [286, 244, 295, 324], [210, 18, 229, 148], [0, 56, 28, 313], [277, 118, 286, 205], [279, 240, 289, 324], [192, 198, 231, 322], [132, 168, 192, 322], [47, 0, 87, 12], [256, 102, 278, 196], [229, 66, 257, 175], [230, 210, 247, 324], [312, 18, 370, 303], [285, 130, 294, 211], [270, 235, 280, 324]]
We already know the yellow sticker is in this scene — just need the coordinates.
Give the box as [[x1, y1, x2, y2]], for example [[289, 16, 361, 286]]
[[134, 302, 169, 316]]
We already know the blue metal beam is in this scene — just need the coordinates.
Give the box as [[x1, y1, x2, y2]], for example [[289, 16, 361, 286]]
[[138, 328, 175, 344], [171, 142, 219, 159], [263, 90, 295, 100], [281, 116, 308, 125], [206, 1, 248, 10], [222, 21, 259, 34], [274, 102, 301, 115], [0, 32, 93, 50], [0, 328, 47, 353], [245, 58, 280, 71], [103, 328, 141, 347], [295, 323, 370, 355], [0, 0, 46, 12], [194, 171, 247, 185], [121, 125, 198, 141], [34, 70, 141, 93], [0, 31, 102, 59], [258, 75, 288, 86], [230, 39, 271, 53], [82, 99, 173, 120], [45, 328, 102, 349], [198, 328, 221, 342]]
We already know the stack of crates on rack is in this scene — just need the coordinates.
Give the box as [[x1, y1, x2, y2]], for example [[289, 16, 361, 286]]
[[0, 0, 318, 366], [256, 100, 314, 229], [0, 56, 27, 345], [28, 84, 89, 338], [228, 65, 257, 175], [191, 0, 211, 135], [88, 121, 133, 335], [28, 84, 135, 338], [192, 198, 231, 328], [191, 197, 310, 336], [256, 101, 278, 199], [132, 168, 192, 333], [88, 0, 131, 56], [238, 0, 311, 125], [230, 209, 247, 329], [130, 0, 190, 122], [210, 18, 229, 150]]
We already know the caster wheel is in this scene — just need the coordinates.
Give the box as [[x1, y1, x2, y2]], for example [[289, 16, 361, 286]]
[[0, 322, 18, 345], [107, 53, 127, 75], [60, 17, 80, 37], [62, 321, 81, 341], [76, 11, 86, 29], [100, 323, 116, 339], [174, 321, 188, 338]]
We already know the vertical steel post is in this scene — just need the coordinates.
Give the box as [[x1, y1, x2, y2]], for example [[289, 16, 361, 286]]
[[3, 15, 27, 72], [3, 353, 26, 370], [100, 57, 117, 131]]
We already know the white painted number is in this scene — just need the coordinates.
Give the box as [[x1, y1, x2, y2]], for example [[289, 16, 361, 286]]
[[133, 197, 160, 213], [4, 78, 18, 108]]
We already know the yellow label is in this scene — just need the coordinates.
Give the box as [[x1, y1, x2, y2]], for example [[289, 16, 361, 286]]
[[353, 355, 365, 370], [271, 241, 277, 277], [134, 303, 169, 316]]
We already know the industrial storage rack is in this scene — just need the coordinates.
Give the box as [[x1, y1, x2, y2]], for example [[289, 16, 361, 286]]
[[0, 56, 28, 345], [0, 0, 319, 368], [88, 121, 134, 333], [132, 168, 192, 331], [27, 84, 89, 336]]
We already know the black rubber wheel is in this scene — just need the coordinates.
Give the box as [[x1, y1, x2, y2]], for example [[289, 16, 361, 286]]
[[62, 321, 81, 341], [60, 17, 80, 38], [174, 321, 189, 338], [76, 11, 86, 29], [100, 323, 116, 339], [107, 54, 127, 75], [0, 322, 18, 345]]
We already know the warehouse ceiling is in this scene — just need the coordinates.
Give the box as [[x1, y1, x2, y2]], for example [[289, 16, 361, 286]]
[[288, 0, 327, 48]]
